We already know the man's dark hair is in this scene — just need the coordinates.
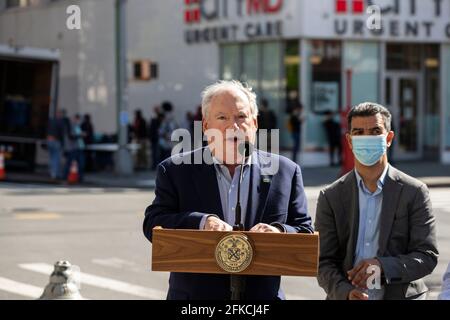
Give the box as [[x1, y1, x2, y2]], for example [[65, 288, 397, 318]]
[[161, 101, 173, 113], [347, 102, 392, 132]]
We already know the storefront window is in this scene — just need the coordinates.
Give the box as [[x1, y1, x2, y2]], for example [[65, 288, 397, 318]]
[[305, 40, 342, 151], [221, 42, 283, 96], [386, 44, 421, 70], [261, 42, 282, 127], [220, 41, 292, 148], [424, 44, 440, 155], [310, 40, 342, 114], [283, 40, 300, 148], [343, 42, 379, 106], [221, 44, 240, 80], [285, 40, 300, 109], [242, 44, 259, 94]]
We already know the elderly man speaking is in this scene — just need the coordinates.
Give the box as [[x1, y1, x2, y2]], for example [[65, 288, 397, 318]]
[[143, 80, 313, 300]]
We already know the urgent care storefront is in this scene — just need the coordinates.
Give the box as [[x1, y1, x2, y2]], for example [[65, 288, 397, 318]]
[[178, 0, 450, 165]]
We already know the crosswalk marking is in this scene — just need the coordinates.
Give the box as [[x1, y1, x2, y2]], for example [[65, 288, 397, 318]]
[[0, 277, 42, 299], [14, 212, 61, 220], [92, 257, 142, 272], [19, 263, 165, 299]]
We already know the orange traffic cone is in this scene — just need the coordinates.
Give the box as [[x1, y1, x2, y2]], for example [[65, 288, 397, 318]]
[[0, 151, 5, 181], [67, 161, 79, 184]]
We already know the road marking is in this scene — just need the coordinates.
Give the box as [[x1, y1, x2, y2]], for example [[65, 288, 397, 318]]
[[19, 263, 165, 299], [91, 257, 142, 272], [14, 212, 61, 220], [0, 277, 42, 299]]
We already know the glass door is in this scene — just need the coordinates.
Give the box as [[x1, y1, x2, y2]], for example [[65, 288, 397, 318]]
[[385, 73, 423, 160]]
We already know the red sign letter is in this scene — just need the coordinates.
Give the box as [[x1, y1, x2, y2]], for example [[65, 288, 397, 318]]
[[352, 0, 364, 14], [263, 0, 283, 13], [336, 0, 348, 13], [247, 0, 262, 15]]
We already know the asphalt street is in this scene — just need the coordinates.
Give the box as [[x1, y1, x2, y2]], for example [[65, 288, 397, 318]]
[[0, 183, 448, 300]]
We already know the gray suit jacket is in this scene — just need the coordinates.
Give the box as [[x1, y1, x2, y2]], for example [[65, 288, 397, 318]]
[[315, 165, 438, 300]]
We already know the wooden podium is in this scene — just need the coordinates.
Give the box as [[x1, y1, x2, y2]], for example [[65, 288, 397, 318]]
[[152, 227, 319, 277]]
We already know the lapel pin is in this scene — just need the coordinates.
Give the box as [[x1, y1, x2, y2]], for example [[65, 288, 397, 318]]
[[262, 177, 271, 183]]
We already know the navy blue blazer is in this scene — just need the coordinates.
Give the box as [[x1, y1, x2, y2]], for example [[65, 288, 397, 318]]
[[143, 147, 313, 300]]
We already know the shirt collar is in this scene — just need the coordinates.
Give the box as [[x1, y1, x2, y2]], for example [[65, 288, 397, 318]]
[[354, 164, 389, 195], [212, 155, 252, 168], [212, 155, 252, 183]]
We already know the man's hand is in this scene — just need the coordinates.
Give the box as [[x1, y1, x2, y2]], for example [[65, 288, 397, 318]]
[[249, 223, 281, 233], [348, 289, 369, 300], [347, 258, 382, 289], [203, 216, 233, 231]]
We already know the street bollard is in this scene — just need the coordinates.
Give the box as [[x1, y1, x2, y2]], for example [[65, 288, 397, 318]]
[[39, 260, 83, 300]]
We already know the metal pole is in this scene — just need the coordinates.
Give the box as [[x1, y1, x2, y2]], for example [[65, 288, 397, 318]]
[[340, 69, 354, 176], [115, 0, 133, 175]]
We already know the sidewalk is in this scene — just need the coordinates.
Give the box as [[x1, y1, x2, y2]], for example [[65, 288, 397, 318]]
[[2, 161, 450, 189], [302, 161, 450, 188], [86, 161, 450, 189]]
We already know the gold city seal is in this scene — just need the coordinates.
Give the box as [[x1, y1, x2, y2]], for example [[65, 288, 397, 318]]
[[215, 234, 253, 273]]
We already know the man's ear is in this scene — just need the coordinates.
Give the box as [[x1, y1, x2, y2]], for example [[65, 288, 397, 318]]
[[386, 131, 395, 147], [202, 119, 207, 133], [253, 117, 258, 130], [346, 133, 353, 151]]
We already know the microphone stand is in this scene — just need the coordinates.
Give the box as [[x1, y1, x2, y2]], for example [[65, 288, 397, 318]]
[[230, 143, 249, 300]]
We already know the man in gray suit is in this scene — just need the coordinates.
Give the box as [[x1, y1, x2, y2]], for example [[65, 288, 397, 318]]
[[315, 102, 438, 300]]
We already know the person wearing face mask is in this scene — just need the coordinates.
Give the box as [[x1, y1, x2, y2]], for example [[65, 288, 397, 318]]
[[143, 80, 313, 300], [315, 102, 438, 300]]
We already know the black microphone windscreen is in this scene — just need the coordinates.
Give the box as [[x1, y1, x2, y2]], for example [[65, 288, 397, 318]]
[[239, 141, 253, 157]]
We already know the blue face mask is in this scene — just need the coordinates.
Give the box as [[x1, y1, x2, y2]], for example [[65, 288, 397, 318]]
[[351, 135, 387, 167]]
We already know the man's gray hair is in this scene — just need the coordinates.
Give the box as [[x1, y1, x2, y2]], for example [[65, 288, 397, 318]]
[[201, 80, 259, 120], [347, 102, 392, 132]]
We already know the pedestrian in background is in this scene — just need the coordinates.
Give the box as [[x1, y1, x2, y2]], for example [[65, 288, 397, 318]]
[[323, 110, 342, 167], [148, 105, 163, 170], [193, 105, 204, 148], [46, 109, 66, 180], [257, 98, 277, 152], [184, 111, 195, 136], [132, 109, 148, 170], [288, 102, 305, 163], [63, 114, 86, 182], [81, 114, 95, 171], [158, 101, 178, 162]]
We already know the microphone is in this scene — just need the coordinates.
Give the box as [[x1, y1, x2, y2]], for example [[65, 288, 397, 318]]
[[238, 141, 252, 159], [230, 141, 253, 301], [233, 141, 253, 231]]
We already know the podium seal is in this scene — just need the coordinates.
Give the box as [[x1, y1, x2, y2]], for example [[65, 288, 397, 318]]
[[215, 234, 253, 273]]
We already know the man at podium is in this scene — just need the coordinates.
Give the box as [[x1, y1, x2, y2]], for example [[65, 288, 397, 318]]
[[143, 80, 313, 300]]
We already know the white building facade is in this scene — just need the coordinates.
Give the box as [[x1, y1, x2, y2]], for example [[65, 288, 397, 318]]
[[1, 0, 450, 166]]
